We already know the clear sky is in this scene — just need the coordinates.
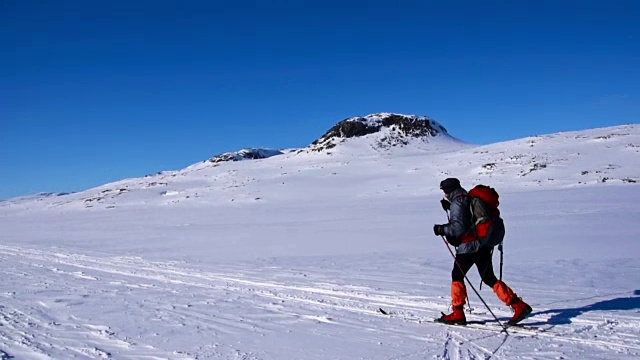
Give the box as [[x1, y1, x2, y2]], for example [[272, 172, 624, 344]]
[[2, 0, 639, 199]]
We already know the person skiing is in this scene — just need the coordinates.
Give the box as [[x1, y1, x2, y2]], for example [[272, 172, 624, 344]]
[[433, 177, 532, 325]]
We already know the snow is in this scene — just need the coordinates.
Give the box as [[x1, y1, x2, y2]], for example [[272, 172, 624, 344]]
[[200, 148, 285, 165], [345, 113, 433, 127], [344, 113, 448, 135], [1, 124, 639, 359]]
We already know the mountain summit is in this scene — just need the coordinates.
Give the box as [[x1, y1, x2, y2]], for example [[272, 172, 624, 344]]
[[308, 113, 455, 152], [204, 113, 458, 164]]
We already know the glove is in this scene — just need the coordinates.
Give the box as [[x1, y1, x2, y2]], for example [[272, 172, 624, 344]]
[[446, 235, 462, 247], [440, 199, 450, 211], [433, 224, 445, 236]]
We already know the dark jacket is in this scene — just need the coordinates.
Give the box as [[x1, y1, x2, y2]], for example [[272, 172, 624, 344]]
[[442, 188, 481, 254]]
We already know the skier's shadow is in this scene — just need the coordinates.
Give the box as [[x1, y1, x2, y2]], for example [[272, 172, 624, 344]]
[[527, 289, 640, 326]]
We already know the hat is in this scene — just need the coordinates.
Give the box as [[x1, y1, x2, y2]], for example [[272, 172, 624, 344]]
[[439, 178, 461, 194]]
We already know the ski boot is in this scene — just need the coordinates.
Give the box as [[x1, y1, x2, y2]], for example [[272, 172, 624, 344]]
[[436, 306, 467, 325], [508, 298, 532, 325]]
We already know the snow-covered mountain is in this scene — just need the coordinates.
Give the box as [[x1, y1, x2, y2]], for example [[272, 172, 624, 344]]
[[192, 113, 461, 166], [2, 115, 637, 211], [304, 113, 460, 153], [1, 115, 639, 359]]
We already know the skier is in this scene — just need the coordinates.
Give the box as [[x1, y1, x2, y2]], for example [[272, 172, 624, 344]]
[[433, 178, 532, 325]]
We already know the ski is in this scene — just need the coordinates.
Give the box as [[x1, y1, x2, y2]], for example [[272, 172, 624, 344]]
[[377, 307, 543, 335], [432, 318, 543, 333]]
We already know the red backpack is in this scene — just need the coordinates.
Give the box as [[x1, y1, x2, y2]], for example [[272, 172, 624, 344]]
[[468, 185, 505, 247]]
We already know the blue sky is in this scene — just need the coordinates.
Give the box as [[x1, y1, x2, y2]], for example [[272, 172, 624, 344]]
[[2, 0, 639, 199]]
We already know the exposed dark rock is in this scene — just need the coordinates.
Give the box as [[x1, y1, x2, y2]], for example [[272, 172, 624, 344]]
[[309, 113, 447, 152], [312, 121, 380, 144], [521, 162, 548, 177], [207, 148, 283, 164]]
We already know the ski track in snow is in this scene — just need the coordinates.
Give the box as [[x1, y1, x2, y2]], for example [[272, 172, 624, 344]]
[[1, 245, 639, 359]]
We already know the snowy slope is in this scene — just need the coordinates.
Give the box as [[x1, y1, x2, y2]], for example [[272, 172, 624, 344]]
[[205, 148, 285, 164], [0, 121, 639, 359], [2, 123, 637, 211]]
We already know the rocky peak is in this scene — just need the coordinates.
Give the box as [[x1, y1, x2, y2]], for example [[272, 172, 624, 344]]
[[309, 113, 448, 152], [207, 148, 283, 164]]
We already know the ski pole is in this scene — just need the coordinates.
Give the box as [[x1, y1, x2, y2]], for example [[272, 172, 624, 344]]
[[439, 236, 472, 313], [499, 243, 504, 281], [444, 210, 472, 312], [439, 235, 509, 334]]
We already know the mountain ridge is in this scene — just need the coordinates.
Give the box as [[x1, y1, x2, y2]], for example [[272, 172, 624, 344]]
[[1, 122, 638, 211], [306, 113, 454, 153], [201, 113, 459, 164]]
